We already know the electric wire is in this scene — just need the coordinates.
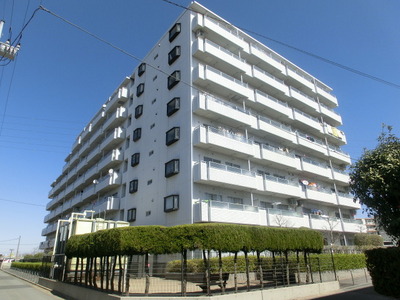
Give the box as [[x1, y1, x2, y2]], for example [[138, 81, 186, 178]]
[[0, 197, 45, 207]]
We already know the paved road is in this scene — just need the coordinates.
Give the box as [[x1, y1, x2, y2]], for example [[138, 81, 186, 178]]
[[0, 270, 65, 300], [309, 284, 395, 300]]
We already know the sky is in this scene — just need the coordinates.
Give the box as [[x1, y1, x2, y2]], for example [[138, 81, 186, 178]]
[[0, 0, 399, 256]]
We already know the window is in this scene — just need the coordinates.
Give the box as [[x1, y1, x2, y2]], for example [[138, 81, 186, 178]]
[[168, 70, 181, 90], [165, 159, 179, 177], [168, 46, 181, 65], [204, 157, 221, 164], [169, 23, 181, 42], [205, 193, 222, 202], [135, 105, 143, 119], [147, 179, 153, 185], [127, 208, 136, 222], [129, 180, 138, 193], [166, 127, 180, 146], [136, 83, 145, 97], [227, 196, 243, 204], [133, 128, 141, 142], [167, 97, 180, 116], [146, 210, 151, 216], [138, 63, 146, 76], [131, 153, 140, 167], [151, 98, 156, 104], [150, 123, 155, 129], [149, 150, 154, 156], [164, 195, 179, 212], [154, 53, 158, 60]]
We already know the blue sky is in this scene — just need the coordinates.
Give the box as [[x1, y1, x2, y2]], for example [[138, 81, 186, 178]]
[[0, 0, 399, 256]]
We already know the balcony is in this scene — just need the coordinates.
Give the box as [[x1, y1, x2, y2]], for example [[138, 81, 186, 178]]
[[289, 87, 319, 113], [332, 168, 350, 184], [193, 38, 251, 75], [309, 215, 341, 231], [253, 90, 292, 120], [248, 43, 285, 74], [91, 110, 106, 131], [193, 64, 253, 100], [95, 174, 122, 194], [268, 209, 310, 228], [251, 66, 289, 96], [304, 186, 336, 205], [342, 218, 364, 233], [292, 108, 323, 134], [193, 200, 267, 226], [93, 196, 120, 215], [315, 84, 338, 107], [97, 149, 124, 173], [41, 223, 57, 236], [285, 66, 316, 91], [337, 193, 360, 209], [300, 157, 332, 179], [100, 127, 125, 151], [105, 87, 129, 113], [193, 161, 257, 191], [193, 126, 254, 158], [263, 175, 302, 198], [328, 145, 351, 165], [259, 144, 301, 170], [296, 132, 328, 157], [323, 124, 347, 146], [193, 93, 257, 128], [257, 116, 297, 144], [199, 15, 249, 50], [319, 103, 342, 127], [103, 107, 127, 132]]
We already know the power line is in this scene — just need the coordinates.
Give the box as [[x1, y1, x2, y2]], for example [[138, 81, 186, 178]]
[[0, 197, 45, 207], [160, 0, 400, 90]]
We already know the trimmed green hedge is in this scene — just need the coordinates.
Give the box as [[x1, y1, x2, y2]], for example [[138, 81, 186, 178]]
[[166, 253, 366, 273], [65, 224, 324, 258], [11, 262, 50, 272], [365, 247, 400, 298]]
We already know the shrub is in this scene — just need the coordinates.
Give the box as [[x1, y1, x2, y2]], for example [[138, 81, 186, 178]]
[[365, 247, 400, 298], [354, 233, 383, 247]]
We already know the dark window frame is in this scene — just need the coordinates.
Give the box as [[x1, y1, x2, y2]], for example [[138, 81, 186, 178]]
[[133, 128, 142, 142], [169, 23, 181, 42], [129, 180, 138, 193], [168, 70, 181, 90], [127, 208, 137, 222], [164, 194, 179, 212], [135, 105, 143, 119], [168, 46, 181, 65], [167, 97, 180, 116], [165, 159, 180, 178], [131, 153, 140, 167], [166, 127, 180, 146], [138, 63, 146, 77], [136, 83, 145, 97]]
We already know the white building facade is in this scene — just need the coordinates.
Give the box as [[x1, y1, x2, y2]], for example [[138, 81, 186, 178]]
[[41, 2, 363, 251]]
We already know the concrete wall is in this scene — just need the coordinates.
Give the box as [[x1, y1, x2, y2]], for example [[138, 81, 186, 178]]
[[38, 277, 339, 300]]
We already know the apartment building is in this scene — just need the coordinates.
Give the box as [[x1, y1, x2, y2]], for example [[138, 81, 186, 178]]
[[40, 2, 363, 251]]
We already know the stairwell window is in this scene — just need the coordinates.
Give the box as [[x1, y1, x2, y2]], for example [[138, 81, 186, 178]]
[[131, 153, 140, 167], [166, 127, 180, 146], [133, 128, 142, 142], [169, 23, 181, 42], [138, 63, 146, 77], [129, 180, 138, 193], [136, 83, 145, 97], [135, 105, 143, 119], [167, 97, 180, 116], [127, 208, 136, 222], [164, 195, 179, 212], [168, 46, 181, 65], [165, 159, 180, 178], [167, 70, 181, 90]]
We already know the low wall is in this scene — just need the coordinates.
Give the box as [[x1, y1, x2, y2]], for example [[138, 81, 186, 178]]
[[38, 277, 339, 300]]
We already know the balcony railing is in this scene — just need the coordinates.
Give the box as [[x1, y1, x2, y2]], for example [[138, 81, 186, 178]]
[[207, 65, 248, 88]]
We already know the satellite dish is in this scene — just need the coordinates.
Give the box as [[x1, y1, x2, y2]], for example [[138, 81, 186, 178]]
[[108, 169, 114, 174]]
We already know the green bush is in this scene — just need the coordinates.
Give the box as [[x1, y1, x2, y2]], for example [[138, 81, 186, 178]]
[[11, 262, 48, 272], [354, 233, 383, 247], [366, 247, 400, 298]]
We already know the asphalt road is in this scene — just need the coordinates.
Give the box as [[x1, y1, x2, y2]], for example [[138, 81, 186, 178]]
[[0, 270, 66, 300]]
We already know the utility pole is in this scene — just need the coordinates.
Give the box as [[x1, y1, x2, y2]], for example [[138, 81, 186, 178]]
[[0, 20, 21, 60], [15, 236, 21, 260]]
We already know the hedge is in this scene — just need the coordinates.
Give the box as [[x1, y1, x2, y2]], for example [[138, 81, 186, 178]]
[[65, 224, 324, 259], [365, 247, 400, 298], [354, 233, 383, 247], [166, 253, 366, 273]]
